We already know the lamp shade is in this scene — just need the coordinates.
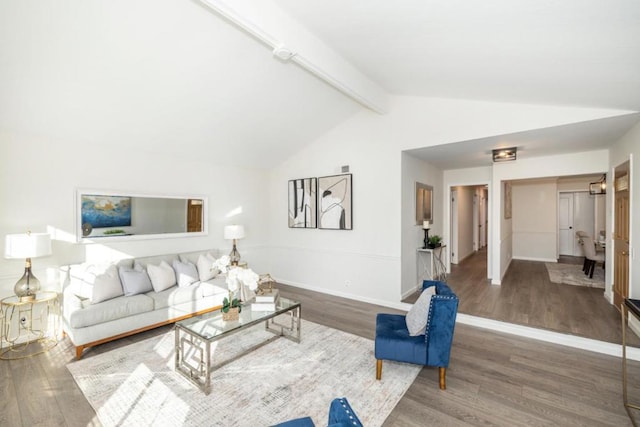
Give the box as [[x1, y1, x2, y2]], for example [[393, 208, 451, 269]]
[[4, 233, 52, 259], [224, 225, 245, 240]]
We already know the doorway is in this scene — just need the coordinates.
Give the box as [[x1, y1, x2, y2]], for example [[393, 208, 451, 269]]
[[450, 185, 489, 266], [558, 192, 595, 256]]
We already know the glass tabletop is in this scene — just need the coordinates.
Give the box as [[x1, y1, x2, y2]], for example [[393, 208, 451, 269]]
[[1, 291, 58, 306], [176, 296, 300, 341]]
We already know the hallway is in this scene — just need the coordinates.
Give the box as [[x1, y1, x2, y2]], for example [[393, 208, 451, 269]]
[[405, 249, 638, 345]]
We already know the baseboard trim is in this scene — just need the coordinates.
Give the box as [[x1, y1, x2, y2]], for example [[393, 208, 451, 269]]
[[512, 256, 558, 263], [276, 278, 409, 311], [456, 313, 640, 361]]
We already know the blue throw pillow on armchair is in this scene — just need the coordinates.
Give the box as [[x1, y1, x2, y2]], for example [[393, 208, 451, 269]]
[[328, 398, 363, 427]]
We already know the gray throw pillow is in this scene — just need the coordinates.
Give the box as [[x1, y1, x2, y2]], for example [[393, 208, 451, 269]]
[[119, 264, 153, 296], [173, 259, 199, 287], [405, 286, 436, 336]]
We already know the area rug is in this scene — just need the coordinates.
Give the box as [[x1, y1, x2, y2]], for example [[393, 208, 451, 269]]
[[545, 262, 605, 288], [67, 320, 420, 427]]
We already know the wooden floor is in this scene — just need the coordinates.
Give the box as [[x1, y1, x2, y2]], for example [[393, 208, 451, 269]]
[[2, 282, 640, 426], [404, 249, 639, 345]]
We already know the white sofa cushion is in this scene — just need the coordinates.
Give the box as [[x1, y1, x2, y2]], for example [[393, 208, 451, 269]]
[[67, 263, 124, 304], [90, 265, 124, 304], [172, 259, 199, 287], [195, 253, 219, 282], [68, 293, 154, 328], [146, 260, 177, 292], [146, 283, 201, 310], [198, 276, 229, 297]]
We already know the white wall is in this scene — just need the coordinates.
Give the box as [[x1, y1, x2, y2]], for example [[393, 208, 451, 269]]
[[401, 154, 443, 298], [609, 121, 640, 302], [0, 130, 271, 296], [269, 96, 624, 303], [511, 179, 558, 262]]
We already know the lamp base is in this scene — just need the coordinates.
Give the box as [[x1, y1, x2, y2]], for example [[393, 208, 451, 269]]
[[423, 229, 430, 249], [14, 258, 41, 301], [229, 240, 241, 266]]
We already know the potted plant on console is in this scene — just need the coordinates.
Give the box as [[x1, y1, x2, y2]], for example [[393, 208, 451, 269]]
[[427, 235, 443, 249], [213, 256, 259, 321]]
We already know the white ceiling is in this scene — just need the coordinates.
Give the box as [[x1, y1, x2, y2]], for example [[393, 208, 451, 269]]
[[405, 113, 640, 169], [276, 0, 640, 111], [2, 1, 639, 169]]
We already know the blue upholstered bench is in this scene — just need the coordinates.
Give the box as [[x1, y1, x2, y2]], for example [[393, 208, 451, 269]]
[[375, 280, 458, 389], [271, 397, 362, 427]]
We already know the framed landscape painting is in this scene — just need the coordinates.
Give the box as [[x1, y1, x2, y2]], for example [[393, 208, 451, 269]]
[[318, 174, 352, 230], [288, 178, 317, 228], [81, 195, 132, 228]]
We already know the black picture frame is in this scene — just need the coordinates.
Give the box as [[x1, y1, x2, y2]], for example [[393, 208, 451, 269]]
[[288, 178, 317, 228], [318, 173, 352, 230]]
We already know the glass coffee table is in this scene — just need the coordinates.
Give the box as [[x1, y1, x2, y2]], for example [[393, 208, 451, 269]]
[[174, 297, 301, 394]]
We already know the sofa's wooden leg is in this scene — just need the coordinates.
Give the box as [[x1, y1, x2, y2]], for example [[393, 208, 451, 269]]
[[376, 359, 383, 380], [439, 367, 446, 390], [75, 346, 84, 360]]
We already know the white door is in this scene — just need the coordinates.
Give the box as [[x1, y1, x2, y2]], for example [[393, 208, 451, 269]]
[[480, 188, 487, 248], [558, 193, 574, 255], [573, 192, 595, 242], [473, 192, 479, 251], [559, 192, 595, 256]]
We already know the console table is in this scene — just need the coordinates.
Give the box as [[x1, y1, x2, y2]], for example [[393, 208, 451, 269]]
[[417, 246, 447, 287], [0, 291, 59, 360], [622, 298, 640, 426]]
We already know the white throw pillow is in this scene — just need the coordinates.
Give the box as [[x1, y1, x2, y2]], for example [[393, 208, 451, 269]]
[[146, 260, 177, 292], [196, 253, 219, 282], [405, 286, 437, 336], [173, 259, 199, 287], [90, 265, 124, 304]]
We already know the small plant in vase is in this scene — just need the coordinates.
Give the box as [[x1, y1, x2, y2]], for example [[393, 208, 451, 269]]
[[212, 255, 259, 321], [427, 235, 443, 249]]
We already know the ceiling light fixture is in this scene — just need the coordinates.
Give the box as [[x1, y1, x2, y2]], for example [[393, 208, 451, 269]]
[[589, 174, 606, 195], [492, 147, 517, 162]]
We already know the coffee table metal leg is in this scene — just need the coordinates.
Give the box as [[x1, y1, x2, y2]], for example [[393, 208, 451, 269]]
[[175, 326, 210, 394], [265, 306, 301, 343]]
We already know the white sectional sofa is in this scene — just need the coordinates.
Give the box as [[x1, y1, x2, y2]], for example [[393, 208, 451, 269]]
[[62, 250, 229, 359]]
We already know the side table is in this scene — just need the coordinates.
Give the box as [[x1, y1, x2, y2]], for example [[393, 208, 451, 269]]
[[417, 245, 448, 287], [0, 291, 60, 360]]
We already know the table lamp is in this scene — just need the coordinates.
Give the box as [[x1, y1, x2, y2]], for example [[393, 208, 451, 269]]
[[4, 231, 52, 301], [224, 225, 245, 266], [422, 220, 430, 249]]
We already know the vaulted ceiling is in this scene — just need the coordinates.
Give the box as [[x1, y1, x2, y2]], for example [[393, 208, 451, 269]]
[[2, 1, 639, 169]]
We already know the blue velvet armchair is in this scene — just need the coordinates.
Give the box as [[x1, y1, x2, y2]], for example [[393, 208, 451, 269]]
[[375, 280, 458, 389]]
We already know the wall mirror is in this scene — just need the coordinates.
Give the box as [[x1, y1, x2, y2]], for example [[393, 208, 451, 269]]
[[415, 182, 433, 225], [76, 189, 208, 242]]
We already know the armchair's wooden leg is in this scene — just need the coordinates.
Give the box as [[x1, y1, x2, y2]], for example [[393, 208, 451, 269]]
[[439, 367, 446, 390], [75, 346, 84, 360], [376, 359, 383, 380]]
